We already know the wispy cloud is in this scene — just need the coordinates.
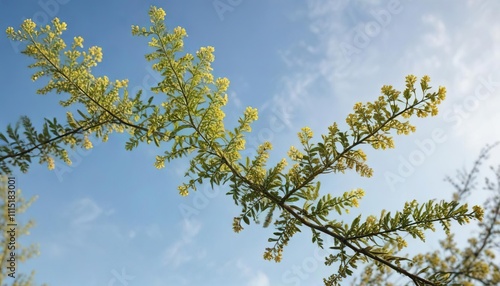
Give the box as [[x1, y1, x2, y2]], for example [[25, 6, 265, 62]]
[[280, 1, 500, 153], [235, 259, 270, 286], [412, 7, 500, 152], [69, 198, 103, 225], [162, 219, 202, 268], [246, 271, 270, 286], [229, 90, 243, 109], [421, 14, 450, 51]]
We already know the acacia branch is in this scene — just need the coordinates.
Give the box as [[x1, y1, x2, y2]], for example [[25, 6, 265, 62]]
[[280, 97, 433, 204], [0, 119, 108, 162]]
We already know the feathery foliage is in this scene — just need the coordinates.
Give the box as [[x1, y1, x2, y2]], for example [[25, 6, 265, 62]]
[[1, 7, 486, 285]]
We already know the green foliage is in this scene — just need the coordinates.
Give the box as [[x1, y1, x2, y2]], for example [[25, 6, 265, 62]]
[[353, 144, 500, 285], [1, 6, 487, 285]]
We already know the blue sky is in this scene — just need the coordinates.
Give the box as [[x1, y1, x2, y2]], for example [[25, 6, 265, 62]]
[[1, 1, 499, 285]]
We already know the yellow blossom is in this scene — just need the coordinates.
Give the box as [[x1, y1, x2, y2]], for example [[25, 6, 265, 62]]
[[178, 185, 189, 196], [298, 126, 313, 144], [61, 150, 72, 165], [396, 236, 408, 250], [263, 249, 273, 261], [438, 86, 446, 100], [5, 27, 15, 36], [351, 197, 359, 208], [216, 77, 230, 92], [260, 141, 272, 151], [405, 74, 417, 89], [115, 79, 128, 88], [232, 217, 243, 233], [276, 158, 288, 172], [88, 46, 103, 64], [21, 19, 36, 32], [154, 155, 165, 169], [83, 136, 93, 149], [287, 146, 303, 161], [366, 215, 377, 225], [244, 106, 258, 121], [73, 36, 84, 48], [173, 26, 187, 37], [47, 157, 55, 170], [274, 248, 283, 263], [472, 205, 484, 221], [355, 188, 365, 197], [149, 6, 166, 21]]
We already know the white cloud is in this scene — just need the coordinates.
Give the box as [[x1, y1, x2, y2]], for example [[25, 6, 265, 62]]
[[162, 219, 202, 268], [181, 219, 201, 238], [421, 14, 450, 51], [236, 259, 252, 276], [163, 240, 192, 267], [269, 0, 406, 129], [288, 1, 500, 156], [235, 260, 271, 286], [261, 72, 316, 129], [413, 6, 500, 153], [70, 198, 102, 225], [229, 91, 243, 108], [246, 271, 270, 286]]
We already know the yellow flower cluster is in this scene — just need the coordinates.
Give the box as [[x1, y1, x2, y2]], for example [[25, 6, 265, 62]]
[[405, 74, 417, 90], [215, 77, 230, 92], [365, 215, 377, 226], [263, 248, 273, 260], [244, 106, 258, 121], [61, 150, 72, 165], [403, 200, 418, 215], [173, 26, 187, 38], [276, 158, 288, 173], [232, 217, 243, 233], [83, 136, 93, 149], [154, 155, 166, 169], [298, 126, 313, 145], [395, 236, 408, 251], [260, 141, 272, 151], [233, 137, 246, 151], [353, 189, 365, 199], [87, 46, 103, 66], [246, 142, 272, 183], [5, 26, 15, 36], [247, 168, 266, 184], [178, 185, 189, 196], [351, 197, 359, 208], [275, 248, 283, 262], [149, 6, 166, 22], [73, 36, 84, 48], [287, 146, 303, 161], [21, 19, 37, 32], [47, 156, 55, 170], [197, 46, 215, 63], [472, 205, 484, 221], [115, 79, 128, 88], [381, 85, 400, 101], [262, 247, 283, 263], [470, 261, 490, 279], [288, 163, 302, 185], [52, 17, 67, 33]]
